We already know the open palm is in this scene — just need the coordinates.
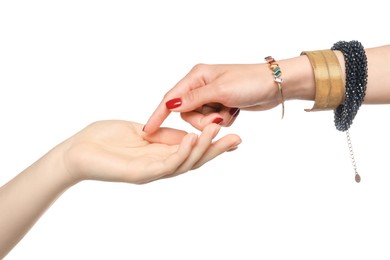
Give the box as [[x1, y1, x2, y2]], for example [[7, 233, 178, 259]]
[[63, 120, 241, 184]]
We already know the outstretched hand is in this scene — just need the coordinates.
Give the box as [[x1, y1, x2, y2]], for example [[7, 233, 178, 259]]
[[62, 120, 241, 184], [0, 120, 240, 258], [0, 64, 276, 257]]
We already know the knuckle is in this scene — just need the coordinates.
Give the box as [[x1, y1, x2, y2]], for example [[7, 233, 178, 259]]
[[185, 89, 197, 103]]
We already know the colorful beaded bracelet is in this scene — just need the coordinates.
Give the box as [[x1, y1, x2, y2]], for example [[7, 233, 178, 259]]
[[265, 56, 285, 119]]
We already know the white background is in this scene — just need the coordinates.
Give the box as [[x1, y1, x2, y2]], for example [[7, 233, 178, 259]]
[[1, 1, 390, 259]]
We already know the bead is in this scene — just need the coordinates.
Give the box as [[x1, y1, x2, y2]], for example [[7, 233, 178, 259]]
[[264, 56, 275, 63], [265, 56, 285, 119], [274, 77, 283, 83]]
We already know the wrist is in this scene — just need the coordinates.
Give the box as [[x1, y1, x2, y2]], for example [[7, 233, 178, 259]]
[[278, 55, 316, 101], [46, 141, 80, 189]]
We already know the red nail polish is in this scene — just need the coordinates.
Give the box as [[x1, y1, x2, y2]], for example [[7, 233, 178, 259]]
[[229, 108, 240, 117], [166, 98, 182, 109], [212, 117, 223, 124]]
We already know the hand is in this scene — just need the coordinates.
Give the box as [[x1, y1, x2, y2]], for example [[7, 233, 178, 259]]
[[143, 63, 280, 133], [62, 120, 241, 184], [0, 120, 240, 258]]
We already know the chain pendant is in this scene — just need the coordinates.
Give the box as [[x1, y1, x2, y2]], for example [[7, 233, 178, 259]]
[[346, 130, 361, 183], [355, 173, 361, 183]]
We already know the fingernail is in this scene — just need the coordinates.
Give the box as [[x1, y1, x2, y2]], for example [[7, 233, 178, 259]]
[[229, 108, 240, 117], [142, 125, 146, 132], [212, 117, 223, 124], [166, 98, 182, 109], [227, 146, 238, 152]]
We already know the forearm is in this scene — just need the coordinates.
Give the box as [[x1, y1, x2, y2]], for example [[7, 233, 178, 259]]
[[363, 45, 390, 104], [281, 44, 390, 104], [0, 144, 76, 259]]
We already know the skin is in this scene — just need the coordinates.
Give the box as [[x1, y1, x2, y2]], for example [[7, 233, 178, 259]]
[[143, 45, 390, 133], [0, 120, 241, 258], [2, 44, 389, 258]]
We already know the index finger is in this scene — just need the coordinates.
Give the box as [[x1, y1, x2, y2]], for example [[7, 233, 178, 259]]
[[143, 65, 209, 133]]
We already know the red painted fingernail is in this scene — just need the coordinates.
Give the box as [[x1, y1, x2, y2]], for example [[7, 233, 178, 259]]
[[166, 98, 182, 109], [212, 117, 223, 124], [229, 108, 240, 117]]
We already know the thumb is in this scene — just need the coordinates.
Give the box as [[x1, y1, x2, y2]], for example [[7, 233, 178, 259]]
[[166, 84, 219, 113]]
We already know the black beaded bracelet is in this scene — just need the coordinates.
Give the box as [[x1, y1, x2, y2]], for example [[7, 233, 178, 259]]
[[331, 40, 368, 183], [331, 40, 368, 131]]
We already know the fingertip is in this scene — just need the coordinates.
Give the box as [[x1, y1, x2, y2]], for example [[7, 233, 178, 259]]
[[204, 121, 221, 134], [141, 123, 155, 135], [227, 146, 238, 152], [212, 117, 223, 124], [231, 134, 242, 146], [166, 97, 183, 110], [223, 134, 242, 152], [143, 103, 172, 134], [141, 122, 151, 134]]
